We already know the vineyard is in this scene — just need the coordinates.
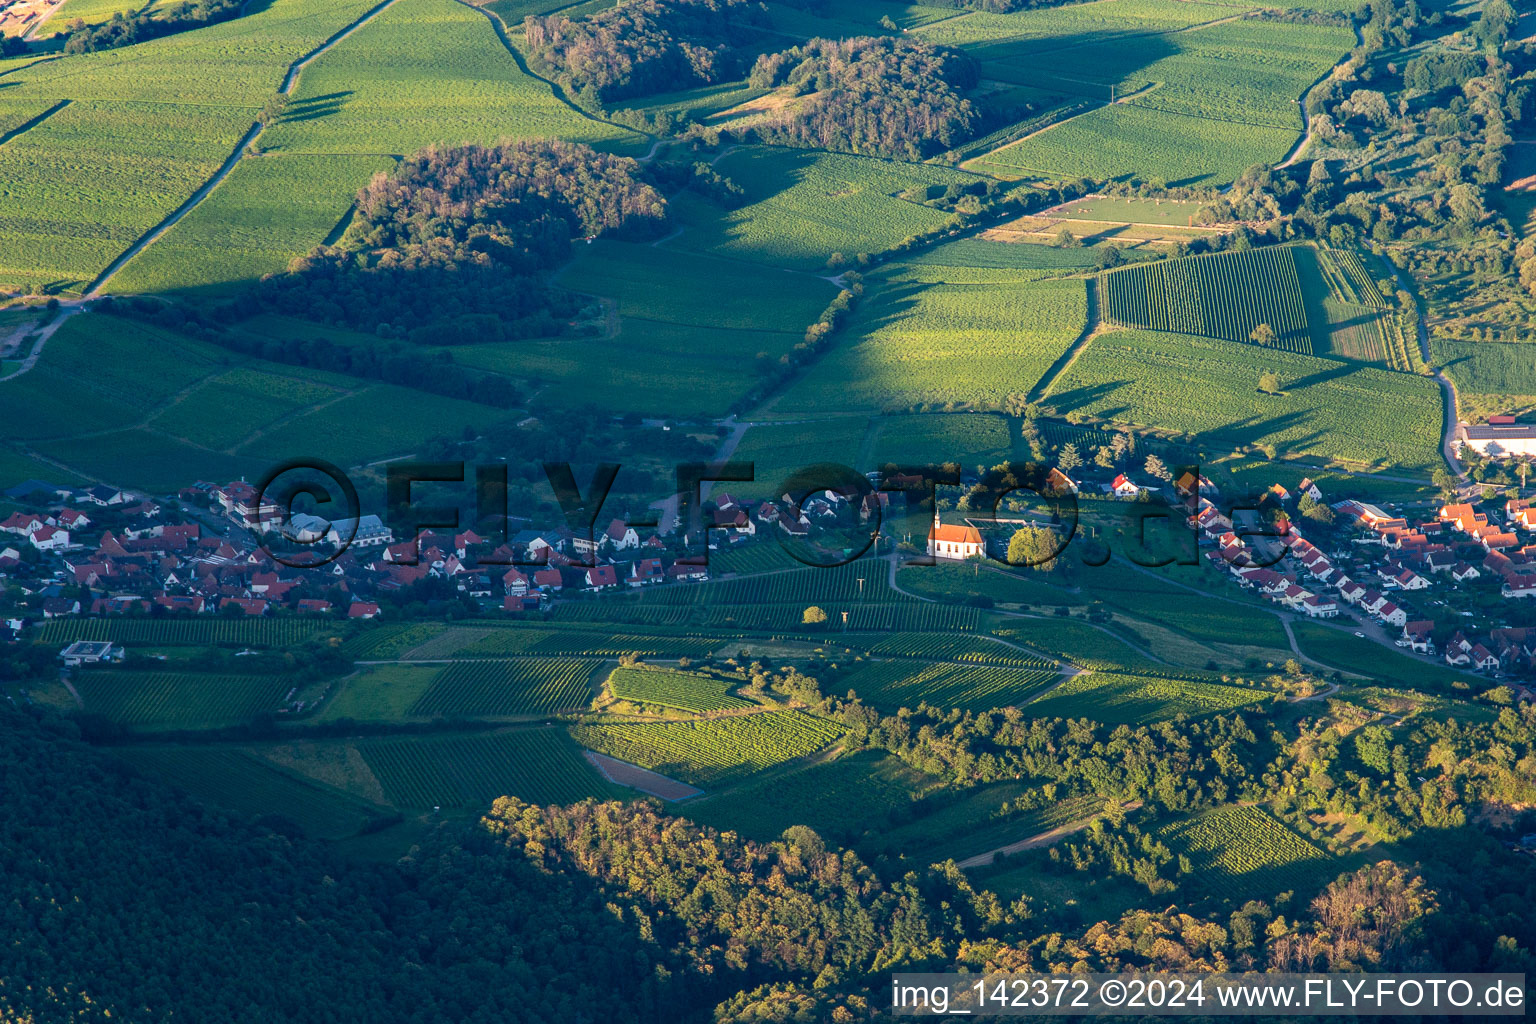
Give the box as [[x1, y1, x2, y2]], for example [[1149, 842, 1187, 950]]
[[393, 625, 721, 661], [72, 672, 295, 730], [358, 728, 614, 809], [880, 790, 1106, 864], [1309, 247, 1419, 371], [1024, 672, 1268, 724], [117, 746, 387, 840], [407, 659, 603, 717], [839, 660, 1058, 711], [856, 631, 1058, 668], [571, 710, 844, 786], [39, 617, 328, 648], [1044, 328, 1443, 471], [683, 750, 932, 842], [1101, 247, 1313, 353], [1156, 806, 1331, 903], [775, 276, 1089, 412], [604, 667, 754, 713]]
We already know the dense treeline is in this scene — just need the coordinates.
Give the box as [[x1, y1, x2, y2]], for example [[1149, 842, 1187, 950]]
[[4, 683, 1536, 1021], [748, 37, 980, 159], [255, 140, 666, 345], [524, 0, 769, 106], [61, 0, 243, 53]]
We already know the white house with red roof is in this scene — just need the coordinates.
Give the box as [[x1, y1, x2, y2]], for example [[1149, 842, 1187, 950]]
[[28, 525, 68, 551], [927, 522, 984, 559]]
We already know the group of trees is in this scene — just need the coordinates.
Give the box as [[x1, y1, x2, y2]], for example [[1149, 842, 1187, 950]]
[[523, 0, 769, 107], [748, 37, 981, 160], [256, 140, 666, 344], [59, 0, 244, 53]]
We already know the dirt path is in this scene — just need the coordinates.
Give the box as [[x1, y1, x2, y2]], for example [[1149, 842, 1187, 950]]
[[956, 799, 1142, 869], [583, 751, 703, 801], [0, 305, 80, 383]]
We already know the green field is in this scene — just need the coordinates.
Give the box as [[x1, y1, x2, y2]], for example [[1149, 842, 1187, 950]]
[[777, 275, 1087, 412], [408, 659, 604, 717], [260, 0, 641, 157], [1290, 623, 1474, 690], [318, 664, 443, 723], [108, 154, 395, 295], [1157, 805, 1332, 903], [604, 666, 754, 713], [1044, 328, 1443, 471], [896, 565, 1086, 609], [838, 659, 1059, 711], [871, 413, 1012, 468], [72, 671, 295, 730], [0, 0, 384, 293], [680, 749, 931, 842], [726, 417, 869, 497], [1024, 671, 1269, 723], [670, 146, 986, 270], [357, 727, 615, 809], [571, 710, 844, 787], [38, 616, 330, 647], [950, 11, 1350, 186], [856, 629, 1063, 666], [116, 745, 390, 839], [451, 241, 838, 416], [990, 618, 1165, 671]]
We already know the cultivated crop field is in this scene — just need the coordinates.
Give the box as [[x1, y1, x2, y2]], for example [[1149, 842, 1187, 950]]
[[896, 564, 1085, 608], [857, 630, 1061, 667], [671, 147, 988, 270], [39, 616, 329, 648], [718, 417, 869, 498], [681, 749, 932, 842], [604, 667, 753, 713], [117, 746, 387, 839], [408, 659, 604, 717], [72, 671, 295, 730], [777, 276, 1087, 412], [871, 413, 1011, 468], [1024, 671, 1267, 723], [571, 710, 844, 786], [1101, 247, 1313, 353], [1156, 805, 1331, 903], [0, 0, 384, 293], [838, 660, 1060, 711], [358, 727, 614, 808], [1044, 328, 1443, 470], [109, 154, 395, 295]]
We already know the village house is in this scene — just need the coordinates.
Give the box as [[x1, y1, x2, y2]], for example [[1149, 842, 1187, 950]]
[[58, 640, 125, 666]]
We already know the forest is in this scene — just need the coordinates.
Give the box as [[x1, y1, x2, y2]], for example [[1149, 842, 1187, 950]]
[[749, 37, 980, 159], [251, 140, 667, 344], [523, 0, 771, 105]]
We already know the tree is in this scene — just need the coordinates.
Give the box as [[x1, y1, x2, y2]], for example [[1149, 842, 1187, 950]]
[[1432, 468, 1459, 497], [1259, 370, 1282, 394], [1249, 323, 1276, 346], [1299, 494, 1335, 524], [1095, 446, 1117, 470], [1006, 525, 1059, 571], [1052, 227, 1080, 248], [1144, 454, 1171, 481], [1058, 443, 1082, 472], [802, 605, 828, 625]]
